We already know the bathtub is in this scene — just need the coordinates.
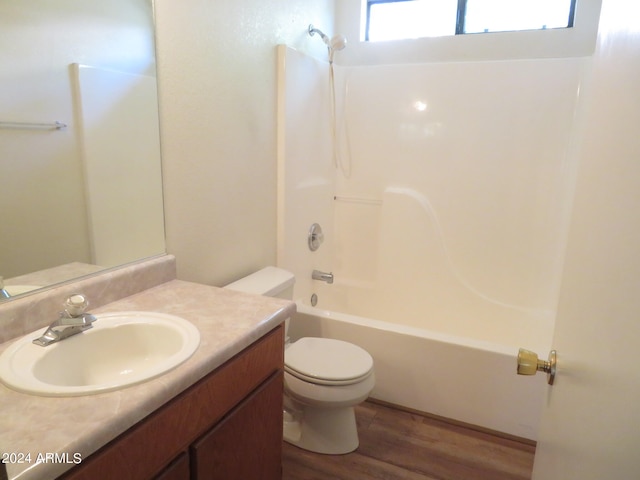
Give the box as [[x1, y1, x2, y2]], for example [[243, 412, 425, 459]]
[[287, 283, 549, 441]]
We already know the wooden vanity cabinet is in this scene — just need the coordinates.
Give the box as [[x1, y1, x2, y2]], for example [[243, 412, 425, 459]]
[[60, 324, 284, 480]]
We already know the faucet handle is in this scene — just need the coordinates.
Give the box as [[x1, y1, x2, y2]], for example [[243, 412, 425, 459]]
[[64, 294, 89, 317]]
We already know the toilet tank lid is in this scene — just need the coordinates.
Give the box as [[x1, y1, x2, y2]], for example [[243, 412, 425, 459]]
[[225, 266, 295, 296]]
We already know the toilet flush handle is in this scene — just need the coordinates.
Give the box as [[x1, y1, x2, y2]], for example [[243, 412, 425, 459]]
[[517, 348, 556, 385]]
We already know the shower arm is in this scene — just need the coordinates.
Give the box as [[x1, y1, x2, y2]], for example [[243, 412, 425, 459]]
[[308, 24, 329, 44]]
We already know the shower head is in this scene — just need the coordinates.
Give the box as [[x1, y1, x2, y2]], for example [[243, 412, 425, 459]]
[[308, 24, 347, 62], [329, 34, 347, 51]]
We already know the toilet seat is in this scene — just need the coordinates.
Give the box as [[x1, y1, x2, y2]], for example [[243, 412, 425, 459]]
[[285, 337, 374, 386]]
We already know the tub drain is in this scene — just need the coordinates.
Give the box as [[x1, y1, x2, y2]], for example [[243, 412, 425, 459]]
[[310, 294, 318, 306]]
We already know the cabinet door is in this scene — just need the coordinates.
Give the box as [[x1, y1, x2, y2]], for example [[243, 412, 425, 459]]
[[191, 371, 283, 480], [154, 452, 189, 480]]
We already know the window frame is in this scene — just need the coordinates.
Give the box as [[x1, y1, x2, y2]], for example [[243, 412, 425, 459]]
[[364, 0, 577, 42]]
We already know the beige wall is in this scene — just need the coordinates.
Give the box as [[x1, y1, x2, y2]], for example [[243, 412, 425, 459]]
[[154, 0, 335, 286]]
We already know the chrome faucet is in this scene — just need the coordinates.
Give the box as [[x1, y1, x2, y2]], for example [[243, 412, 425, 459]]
[[0, 277, 10, 301], [312, 270, 334, 284], [33, 294, 97, 347]]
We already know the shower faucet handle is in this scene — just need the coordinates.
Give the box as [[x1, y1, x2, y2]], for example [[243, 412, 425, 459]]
[[308, 223, 325, 251]]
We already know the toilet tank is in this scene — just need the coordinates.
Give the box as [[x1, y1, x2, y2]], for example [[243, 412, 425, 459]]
[[224, 266, 295, 300]]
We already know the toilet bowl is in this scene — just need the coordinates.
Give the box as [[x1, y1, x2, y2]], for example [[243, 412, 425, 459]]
[[284, 337, 374, 454], [225, 267, 375, 454]]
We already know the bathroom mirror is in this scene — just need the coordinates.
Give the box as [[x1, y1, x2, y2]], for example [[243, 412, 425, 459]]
[[0, 0, 165, 299]]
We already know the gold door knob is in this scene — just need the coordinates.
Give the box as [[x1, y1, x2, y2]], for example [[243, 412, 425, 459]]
[[517, 348, 556, 385]]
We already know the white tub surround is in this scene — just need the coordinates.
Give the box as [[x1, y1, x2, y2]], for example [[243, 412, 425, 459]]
[[275, 45, 581, 441]]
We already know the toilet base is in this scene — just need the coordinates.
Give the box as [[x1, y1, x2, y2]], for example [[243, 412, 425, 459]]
[[283, 404, 359, 455]]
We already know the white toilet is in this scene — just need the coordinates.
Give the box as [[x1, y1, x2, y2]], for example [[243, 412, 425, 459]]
[[225, 266, 375, 455]]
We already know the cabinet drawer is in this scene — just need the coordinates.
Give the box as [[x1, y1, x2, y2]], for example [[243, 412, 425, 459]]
[[60, 324, 283, 480]]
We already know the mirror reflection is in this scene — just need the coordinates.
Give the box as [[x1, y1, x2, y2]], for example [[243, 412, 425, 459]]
[[0, 0, 166, 300]]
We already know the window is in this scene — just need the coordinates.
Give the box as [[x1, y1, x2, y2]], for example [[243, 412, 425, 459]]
[[365, 0, 577, 42]]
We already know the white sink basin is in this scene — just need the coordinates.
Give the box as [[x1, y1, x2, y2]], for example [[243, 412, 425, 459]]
[[0, 311, 200, 396]]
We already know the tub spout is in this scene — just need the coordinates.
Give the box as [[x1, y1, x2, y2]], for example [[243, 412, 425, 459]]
[[312, 270, 334, 284]]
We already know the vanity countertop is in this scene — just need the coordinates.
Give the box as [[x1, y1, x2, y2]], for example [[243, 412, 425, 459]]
[[0, 279, 295, 480]]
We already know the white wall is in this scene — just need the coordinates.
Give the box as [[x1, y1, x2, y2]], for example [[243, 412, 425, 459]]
[[154, 0, 335, 286]]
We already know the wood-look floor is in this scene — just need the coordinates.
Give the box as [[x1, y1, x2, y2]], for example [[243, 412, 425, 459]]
[[282, 401, 535, 480]]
